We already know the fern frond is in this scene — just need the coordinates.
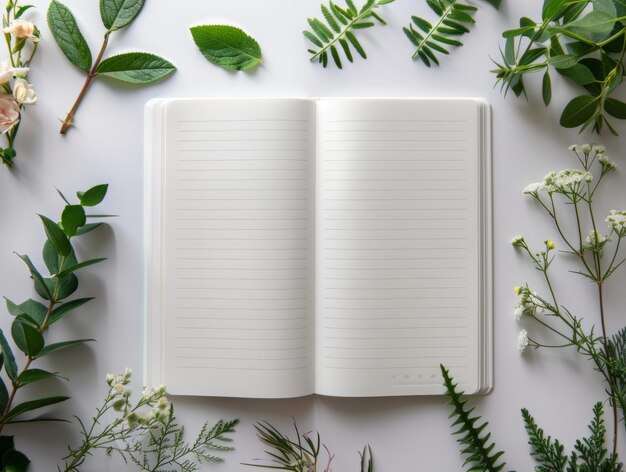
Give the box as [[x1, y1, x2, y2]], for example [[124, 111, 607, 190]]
[[404, 0, 477, 67], [303, 0, 395, 69], [521, 408, 567, 471], [441, 365, 508, 472]]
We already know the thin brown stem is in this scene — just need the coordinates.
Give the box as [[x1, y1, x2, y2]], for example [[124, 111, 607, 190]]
[[60, 31, 110, 135]]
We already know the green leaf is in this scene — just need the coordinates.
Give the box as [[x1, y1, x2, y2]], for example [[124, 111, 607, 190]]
[[3, 396, 69, 423], [548, 54, 578, 69], [61, 205, 86, 238], [542, 71, 552, 106], [54, 274, 79, 300], [16, 254, 51, 300], [0, 331, 17, 381], [16, 300, 47, 326], [48, 298, 93, 325], [542, 0, 569, 21], [57, 258, 106, 278], [604, 97, 626, 119], [15, 5, 35, 19], [75, 223, 103, 236], [3, 449, 30, 472], [11, 319, 44, 356], [559, 63, 596, 85], [39, 215, 72, 257], [100, 0, 144, 31], [78, 184, 108, 207], [563, 11, 616, 37], [560, 95, 599, 128], [42, 241, 59, 275], [0, 375, 8, 411], [190, 25, 262, 72], [47, 0, 92, 72], [16, 369, 60, 386], [37, 339, 93, 357], [95, 52, 176, 84], [483, 0, 501, 8]]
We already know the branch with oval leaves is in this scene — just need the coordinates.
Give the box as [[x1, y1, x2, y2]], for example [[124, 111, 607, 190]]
[[47, 0, 176, 135], [492, 0, 626, 135], [0, 184, 111, 470]]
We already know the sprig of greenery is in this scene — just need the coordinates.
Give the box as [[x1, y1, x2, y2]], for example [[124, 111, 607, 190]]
[[522, 408, 568, 471], [404, 0, 501, 67], [441, 365, 508, 472], [492, 0, 626, 134], [244, 420, 372, 471], [303, 0, 395, 69], [47, 0, 176, 135], [61, 370, 238, 472], [0, 184, 110, 470]]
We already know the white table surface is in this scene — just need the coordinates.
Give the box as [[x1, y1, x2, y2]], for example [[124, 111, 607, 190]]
[[1, 0, 626, 470]]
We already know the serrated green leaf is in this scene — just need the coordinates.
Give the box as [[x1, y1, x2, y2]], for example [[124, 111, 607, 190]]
[[100, 0, 144, 31], [79, 184, 108, 207], [48, 298, 93, 325], [338, 38, 353, 62], [330, 44, 342, 68], [95, 52, 176, 84], [412, 16, 432, 33], [0, 331, 17, 381], [37, 339, 93, 357], [3, 396, 69, 423], [47, 0, 92, 72], [190, 25, 262, 72], [346, 31, 366, 59], [303, 30, 323, 48], [560, 95, 599, 128], [39, 215, 72, 257], [11, 319, 44, 357], [61, 205, 86, 238], [321, 4, 340, 32]]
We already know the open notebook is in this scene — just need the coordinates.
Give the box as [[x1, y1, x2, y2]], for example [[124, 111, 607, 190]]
[[144, 98, 492, 398]]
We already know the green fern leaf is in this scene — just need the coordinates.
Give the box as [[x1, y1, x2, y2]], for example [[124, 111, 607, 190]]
[[304, 0, 394, 68], [441, 365, 509, 472], [407, 0, 480, 66]]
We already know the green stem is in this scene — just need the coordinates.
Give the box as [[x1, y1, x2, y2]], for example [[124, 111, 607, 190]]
[[60, 31, 110, 135]]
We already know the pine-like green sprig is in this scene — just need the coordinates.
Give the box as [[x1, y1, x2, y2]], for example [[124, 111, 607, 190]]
[[441, 365, 508, 472], [304, 0, 395, 69], [522, 408, 567, 471]]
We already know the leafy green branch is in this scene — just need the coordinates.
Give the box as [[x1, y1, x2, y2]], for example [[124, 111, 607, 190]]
[[404, 0, 501, 67], [0, 184, 111, 470], [47, 0, 176, 135], [441, 365, 508, 472], [492, 0, 626, 134], [304, 0, 395, 69]]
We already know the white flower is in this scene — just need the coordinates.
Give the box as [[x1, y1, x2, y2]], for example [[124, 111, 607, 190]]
[[4, 19, 37, 41], [517, 329, 529, 354], [141, 387, 155, 399], [585, 231, 608, 246], [607, 210, 626, 233], [11, 67, 28, 78], [0, 61, 14, 85], [580, 144, 592, 153], [599, 155, 617, 171], [136, 410, 155, 424], [105, 373, 115, 386], [13, 79, 36, 105], [513, 304, 524, 321], [0, 95, 19, 134], [594, 145, 606, 154], [511, 235, 525, 247], [114, 383, 125, 395], [549, 169, 592, 190], [523, 182, 543, 195], [568, 144, 578, 151]]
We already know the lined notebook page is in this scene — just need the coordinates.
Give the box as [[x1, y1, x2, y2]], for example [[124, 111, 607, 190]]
[[315, 99, 483, 396], [159, 99, 316, 397]]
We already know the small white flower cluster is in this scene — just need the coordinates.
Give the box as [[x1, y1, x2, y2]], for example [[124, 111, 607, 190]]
[[548, 169, 593, 190], [517, 329, 529, 354], [584, 230, 609, 250], [599, 154, 617, 172], [510, 235, 525, 248], [513, 285, 538, 321], [607, 210, 626, 236]]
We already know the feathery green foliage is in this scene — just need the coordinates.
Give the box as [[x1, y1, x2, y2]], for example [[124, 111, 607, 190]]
[[441, 365, 508, 472], [600, 328, 626, 433], [304, 0, 395, 69], [244, 420, 373, 471], [522, 408, 568, 471], [404, 0, 501, 66]]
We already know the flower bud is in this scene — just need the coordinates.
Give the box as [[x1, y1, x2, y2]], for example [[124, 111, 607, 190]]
[[4, 19, 36, 40], [13, 79, 36, 105]]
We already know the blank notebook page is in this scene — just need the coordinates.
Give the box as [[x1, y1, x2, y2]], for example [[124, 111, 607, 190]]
[[160, 99, 316, 397], [315, 99, 482, 396]]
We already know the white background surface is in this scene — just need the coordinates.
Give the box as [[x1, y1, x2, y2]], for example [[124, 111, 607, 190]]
[[0, 0, 625, 470]]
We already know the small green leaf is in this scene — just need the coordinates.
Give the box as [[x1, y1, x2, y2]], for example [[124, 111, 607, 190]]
[[42, 241, 59, 275], [61, 205, 86, 238], [57, 258, 106, 278], [11, 319, 44, 356], [75, 223, 103, 236], [16, 254, 51, 300], [15, 5, 35, 19], [559, 63, 596, 85], [47, 0, 92, 72], [560, 95, 599, 128], [100, 0, 144, 31], [3, 396, 69, 423], [79, 184, 108, 207], [48, 298, 93, 325], [37, 339, 94, 357], [95, 53, 176, 84], [0, 376, 8, 411], [17, 300, 47, 326], [190, 25, 262, 72], [548, 54, 578, 69], [16, 369, 60, 386], [54, 274, 79, 300], [39, 215, 72, 257], [0, 331, 17, 381]]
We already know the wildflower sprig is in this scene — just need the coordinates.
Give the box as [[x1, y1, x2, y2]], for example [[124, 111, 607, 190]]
[[62, 370, 238, 472], [512, 143, 626, 460], [0, 0, 41, 167]]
